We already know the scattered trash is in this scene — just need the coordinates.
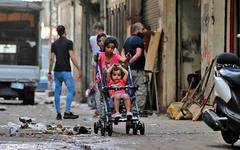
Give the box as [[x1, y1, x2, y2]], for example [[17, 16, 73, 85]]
[[57, 124, 64, 130], [62, 145, 67, 149], [34, 123, 47, 130], [7, 117, 91, 137], [73, 126, 91, 134], [8, 122, 20, 136], [44, 129, 56, 134], [44, 100, 54, 104], [19, 117, 34, 124], [20, 123, 29, 129], [46, 124, 55, 130], [63, 129, 73, 135], [81, 117, 92, 121], [0, 106, 7, 111]]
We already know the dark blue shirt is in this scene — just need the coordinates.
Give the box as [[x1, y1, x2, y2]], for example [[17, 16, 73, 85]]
[[51, 36, 73, 72], [123, 35, 145, 70]]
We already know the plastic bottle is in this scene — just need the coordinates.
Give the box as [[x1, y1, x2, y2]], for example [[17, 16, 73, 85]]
[[81, 117, 92, 121], [8, 122, 20, 136], [44, 130, 56, 134], [35, 123, 47, 130]]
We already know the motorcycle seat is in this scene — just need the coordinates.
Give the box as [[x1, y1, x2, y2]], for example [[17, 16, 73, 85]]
[[219, 67, 240, 86]]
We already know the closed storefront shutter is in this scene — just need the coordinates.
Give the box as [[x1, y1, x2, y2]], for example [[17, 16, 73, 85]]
[[107, 2, 126, 50], [143, 0, 160, 31]]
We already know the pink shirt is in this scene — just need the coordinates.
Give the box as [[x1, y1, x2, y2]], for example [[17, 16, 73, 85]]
[[99, 52, 121, 78]]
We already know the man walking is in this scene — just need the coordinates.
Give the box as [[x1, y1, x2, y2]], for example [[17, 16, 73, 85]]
[[89, 22, 104, 117], [48, 25, 82, 120], [121, 22, 148, 111]]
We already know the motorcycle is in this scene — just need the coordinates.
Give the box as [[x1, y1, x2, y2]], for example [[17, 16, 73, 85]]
[[203, 53, 240, 145]]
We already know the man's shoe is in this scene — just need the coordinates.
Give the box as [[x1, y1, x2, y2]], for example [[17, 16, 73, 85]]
[[56, 113, 62, 120], [63, 112, 79, 119]]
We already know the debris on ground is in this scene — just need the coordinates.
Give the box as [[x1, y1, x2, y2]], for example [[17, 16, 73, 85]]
[[81, 117, 92, 121], [0, 106, 7, 111], [7, 117, 91, 137]]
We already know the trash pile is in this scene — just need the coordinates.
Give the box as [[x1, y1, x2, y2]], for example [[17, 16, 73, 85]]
[[8, 117, 91, 136]]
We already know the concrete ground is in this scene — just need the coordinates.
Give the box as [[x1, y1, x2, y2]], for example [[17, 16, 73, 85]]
[[0, 92, 240, 150]]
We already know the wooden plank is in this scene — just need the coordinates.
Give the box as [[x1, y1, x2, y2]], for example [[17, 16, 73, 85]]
[[192, 105, 214, 121], [144, 31, 162, 82]]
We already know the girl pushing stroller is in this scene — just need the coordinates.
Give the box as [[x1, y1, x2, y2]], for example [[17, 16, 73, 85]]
[[93, 37, 145, 136]]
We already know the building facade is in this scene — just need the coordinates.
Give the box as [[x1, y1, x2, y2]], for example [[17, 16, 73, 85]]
[[50, 0, 237, 112]]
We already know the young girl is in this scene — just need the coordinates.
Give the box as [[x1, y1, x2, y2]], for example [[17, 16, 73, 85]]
[[93, 37, 127, 117], [107, 64, 133, 119], [92, 35, 120, 117]]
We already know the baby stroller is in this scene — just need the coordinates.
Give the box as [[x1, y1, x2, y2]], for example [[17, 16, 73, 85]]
[[93, 61, 145, 136]]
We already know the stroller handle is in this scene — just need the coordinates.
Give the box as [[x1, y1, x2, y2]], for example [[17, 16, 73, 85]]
[[103, 85, 138, 91]]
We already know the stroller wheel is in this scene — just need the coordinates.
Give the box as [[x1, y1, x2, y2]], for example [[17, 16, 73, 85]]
[[139, 123, 145, 135], [101, 123, 106, 136], [126, 121, 131, 134], [94, 122, 99, 134], [107, 123, 113, 136], [133, 123, 138, 135]]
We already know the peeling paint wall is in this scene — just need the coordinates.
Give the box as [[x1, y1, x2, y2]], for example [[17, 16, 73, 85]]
[[201, 0, 226, 70], [201, 0, 226, 103], [180, 0, 201, 89]]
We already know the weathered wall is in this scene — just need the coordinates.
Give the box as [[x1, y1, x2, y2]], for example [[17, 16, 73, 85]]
[[57, 0, 82, 101], [180, 0, 201, 89], [73, 1, 83, 101], [201, 0, 226, 70], [201, 0, 226, 102], [158, 0, 176, 112], [126, 0, 142, 36], [57, 0, 72, 96]]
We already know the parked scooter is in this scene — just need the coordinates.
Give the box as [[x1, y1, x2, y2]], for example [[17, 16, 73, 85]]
[[203, 53, 240, 145]]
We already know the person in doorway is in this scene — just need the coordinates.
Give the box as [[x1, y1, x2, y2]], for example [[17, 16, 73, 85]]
[[121, 22, 148, 111], [48, 25, 82, 120]]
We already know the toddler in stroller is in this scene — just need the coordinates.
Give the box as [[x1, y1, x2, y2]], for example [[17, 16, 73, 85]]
[[107, 64, 133, 120], [94, 61, 145, 136]]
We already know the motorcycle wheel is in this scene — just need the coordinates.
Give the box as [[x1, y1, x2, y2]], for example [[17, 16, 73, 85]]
[[221, 130, 239, 144]]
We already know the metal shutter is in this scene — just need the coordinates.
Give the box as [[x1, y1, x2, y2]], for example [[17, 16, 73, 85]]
[[143, 0, 160, 31]]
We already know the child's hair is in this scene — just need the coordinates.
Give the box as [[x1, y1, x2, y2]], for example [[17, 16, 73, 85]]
[[110, 65, 124, 79], [97, 33, 106, 42], [103, 37, 118, 51]]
